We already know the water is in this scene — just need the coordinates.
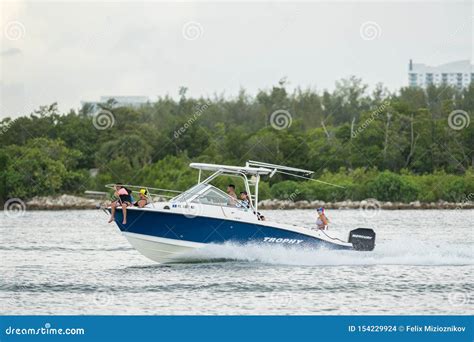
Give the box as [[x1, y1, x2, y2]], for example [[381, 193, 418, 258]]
[[1, 209, 473, 315]]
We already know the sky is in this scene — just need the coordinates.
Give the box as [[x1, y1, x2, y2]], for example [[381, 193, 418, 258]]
[[0, 0, 472, 118]]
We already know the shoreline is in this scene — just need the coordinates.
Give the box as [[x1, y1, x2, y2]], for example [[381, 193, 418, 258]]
[[258, 199, 474, 210], [7, 195, 473, 210]]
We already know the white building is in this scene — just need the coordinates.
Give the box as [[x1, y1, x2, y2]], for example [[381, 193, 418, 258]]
[[81, 96, 150, 110], [408, 60, 473, 89]]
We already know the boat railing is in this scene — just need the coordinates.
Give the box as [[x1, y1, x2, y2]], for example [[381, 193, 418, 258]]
[[105, 184, 182, 205]]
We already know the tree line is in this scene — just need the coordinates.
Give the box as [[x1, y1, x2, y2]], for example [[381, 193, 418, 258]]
[[0, 77, 473, 203]]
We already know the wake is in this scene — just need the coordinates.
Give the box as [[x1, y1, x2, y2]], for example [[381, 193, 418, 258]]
[[180, 239, 474, 266]]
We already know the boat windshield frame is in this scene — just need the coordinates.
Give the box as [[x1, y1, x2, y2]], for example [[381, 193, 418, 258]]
[[170, 183, 208, 203], [199, 169, 260, 211], [170, 183, 249, 210], [171, 164, 261, 211]]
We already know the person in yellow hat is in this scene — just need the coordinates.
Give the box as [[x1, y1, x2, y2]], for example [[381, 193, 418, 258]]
[[134, 188, 149, 208]]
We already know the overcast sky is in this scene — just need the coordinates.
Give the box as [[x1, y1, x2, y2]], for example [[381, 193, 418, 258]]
[[1, 0, 472, 118]]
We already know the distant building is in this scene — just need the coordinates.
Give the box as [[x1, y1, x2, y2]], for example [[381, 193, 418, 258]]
[[81, 96, 150, 111], [408, 60, 473, 89]]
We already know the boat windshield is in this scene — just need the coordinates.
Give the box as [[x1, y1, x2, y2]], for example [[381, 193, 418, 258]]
[[171, 183, 244, 208], [170, 183, 208, 203], [192, 186, 236, 207]]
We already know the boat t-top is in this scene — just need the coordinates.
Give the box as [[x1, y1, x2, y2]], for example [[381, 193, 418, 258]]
[[106, 161, 376, 264]]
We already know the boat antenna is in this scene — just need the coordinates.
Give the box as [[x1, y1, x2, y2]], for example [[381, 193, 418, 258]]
[[246, 160, 345, 189], [247, 160, 313, 175], [275, 170, 346, 189]]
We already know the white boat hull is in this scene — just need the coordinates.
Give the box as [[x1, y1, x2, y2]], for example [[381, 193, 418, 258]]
[[111, 207, 375, 264], [123, 232, 204, 264]]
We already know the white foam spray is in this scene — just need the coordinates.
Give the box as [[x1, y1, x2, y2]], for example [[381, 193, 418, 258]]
[[181, 239, 473, 266]]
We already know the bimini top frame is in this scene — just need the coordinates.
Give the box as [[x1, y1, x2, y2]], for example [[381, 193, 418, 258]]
[[189, 161, 321, 213], [190, 163, 273, 176], [189, 160, 344, 213], [246, 160, 314, 176]]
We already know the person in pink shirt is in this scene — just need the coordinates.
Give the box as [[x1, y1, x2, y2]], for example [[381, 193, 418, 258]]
[[108, 183, 132, 225]]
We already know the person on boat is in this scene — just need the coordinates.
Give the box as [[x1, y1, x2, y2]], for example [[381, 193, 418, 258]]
[[239, 191, 250, 208], [134, 188, 149, 208], [108, 183, 132, 225], [316, 207, 328, 230], [227, 184, 237, 198], [227, 184, 238, 206]]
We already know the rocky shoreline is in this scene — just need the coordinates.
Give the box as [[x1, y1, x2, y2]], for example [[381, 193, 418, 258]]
[[258, 199, 474, 210], [25, 195, 106, 210], [11, 195, 474, 210]]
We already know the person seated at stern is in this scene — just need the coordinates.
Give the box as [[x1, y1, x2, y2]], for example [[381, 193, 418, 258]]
[[316, 207, 329, 230]]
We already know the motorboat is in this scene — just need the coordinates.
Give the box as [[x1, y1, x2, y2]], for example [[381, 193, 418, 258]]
[[106, 161, 376, 264]]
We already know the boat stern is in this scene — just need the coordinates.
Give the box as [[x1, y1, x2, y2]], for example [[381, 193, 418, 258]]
[[348, 228, 376, 251]]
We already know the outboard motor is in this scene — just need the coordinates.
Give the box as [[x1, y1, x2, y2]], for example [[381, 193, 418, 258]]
[[349, 228, 376, 251]]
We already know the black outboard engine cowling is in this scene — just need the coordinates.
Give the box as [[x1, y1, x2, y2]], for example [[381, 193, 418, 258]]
[[349, 228, 376, 251]]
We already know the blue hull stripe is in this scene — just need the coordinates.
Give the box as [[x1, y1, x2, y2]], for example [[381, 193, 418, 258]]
[[111, 209, 351, 250]]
